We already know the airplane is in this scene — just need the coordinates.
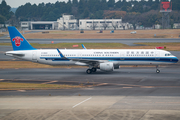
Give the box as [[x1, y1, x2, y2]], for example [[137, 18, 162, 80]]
[[5, 26, 179, 74]]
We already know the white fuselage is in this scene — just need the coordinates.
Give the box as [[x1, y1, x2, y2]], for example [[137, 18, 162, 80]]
[[5, 49, 179, 66]]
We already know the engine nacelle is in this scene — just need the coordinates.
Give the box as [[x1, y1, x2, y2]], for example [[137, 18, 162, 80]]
[[100, 62, 114, 71]]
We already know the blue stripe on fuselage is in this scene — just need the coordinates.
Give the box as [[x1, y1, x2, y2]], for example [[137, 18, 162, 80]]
[[40, 57, 178, 63]]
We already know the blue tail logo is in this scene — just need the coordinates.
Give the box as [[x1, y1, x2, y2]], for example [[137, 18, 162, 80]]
[[8, 26, 36, 51], [12, 36, 24, 47]]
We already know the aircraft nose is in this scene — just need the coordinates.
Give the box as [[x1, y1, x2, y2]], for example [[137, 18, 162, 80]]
[[175, 57, 179, 63]]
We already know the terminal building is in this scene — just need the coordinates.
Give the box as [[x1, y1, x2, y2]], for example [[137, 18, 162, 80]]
[[21, 15, 77, 30], [20, 15, 130, 30]]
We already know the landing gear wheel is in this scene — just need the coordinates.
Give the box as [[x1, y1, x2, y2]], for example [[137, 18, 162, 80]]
[[156, 69, 160, 73], [86, 69, 92, 74], [92, 68, 97, 72]]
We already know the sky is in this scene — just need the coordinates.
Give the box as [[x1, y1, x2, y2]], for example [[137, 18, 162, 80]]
[[3, 0, 144, 8]]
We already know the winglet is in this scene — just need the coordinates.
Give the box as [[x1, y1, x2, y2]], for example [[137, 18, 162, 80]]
[[81, 44, 87, 49], [57, 49, 67, 59]]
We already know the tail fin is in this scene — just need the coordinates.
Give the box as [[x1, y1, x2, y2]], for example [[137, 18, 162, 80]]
[[8, 26, 36, 51]]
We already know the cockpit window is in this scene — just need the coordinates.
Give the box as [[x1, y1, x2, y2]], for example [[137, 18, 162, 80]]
[[165, 54, 172, 56]]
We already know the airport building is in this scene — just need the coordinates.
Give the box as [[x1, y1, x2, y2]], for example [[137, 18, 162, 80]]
[[20, 15, 77, 30], [57, 15, 78, 30], [173, 23, 180, 29], [79, 19, 130, 30], [20, 15, 131, 30], [21, 21, 58, 30]]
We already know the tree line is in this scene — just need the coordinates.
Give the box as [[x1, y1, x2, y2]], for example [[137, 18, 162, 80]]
[[0, 0, 180, 28], [0, 0, 13, 24]]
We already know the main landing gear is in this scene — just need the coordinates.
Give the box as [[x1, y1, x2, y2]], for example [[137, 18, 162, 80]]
[[86, 68, 97, 74], [156, 65, 160, 73]]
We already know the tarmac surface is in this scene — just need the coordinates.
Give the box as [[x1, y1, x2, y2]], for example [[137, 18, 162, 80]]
[[0, 66, 180, 120], [0, 46, 14, 61]]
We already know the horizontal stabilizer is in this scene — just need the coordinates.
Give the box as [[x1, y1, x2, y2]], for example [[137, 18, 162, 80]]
[[5, 51, 25, 57]]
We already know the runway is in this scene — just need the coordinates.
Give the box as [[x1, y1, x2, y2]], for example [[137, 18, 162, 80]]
[[0, 67, 180, 119], [1, 38, 180, 46]]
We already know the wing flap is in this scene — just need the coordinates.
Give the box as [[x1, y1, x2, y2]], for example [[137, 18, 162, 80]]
[[71, 58, 107, 66]]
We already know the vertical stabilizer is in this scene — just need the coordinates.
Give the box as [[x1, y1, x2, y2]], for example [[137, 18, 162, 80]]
[[8, 26, 36, 51]]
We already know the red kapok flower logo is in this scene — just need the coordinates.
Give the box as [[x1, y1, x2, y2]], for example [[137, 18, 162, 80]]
[[12, 36, 24, 47]]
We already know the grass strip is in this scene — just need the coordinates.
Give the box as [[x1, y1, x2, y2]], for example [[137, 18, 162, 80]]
[[0, 34, 4, 37], [134, 42, 180, 51], [0, 82, 83, 90], [0, 43, 128, 49], [1, 42, 180, 51]]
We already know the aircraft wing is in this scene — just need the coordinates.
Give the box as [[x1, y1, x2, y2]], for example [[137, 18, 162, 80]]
[[56, 49, 106, 66], [72, 58, 110, 66], [71, 58, 106, 66]]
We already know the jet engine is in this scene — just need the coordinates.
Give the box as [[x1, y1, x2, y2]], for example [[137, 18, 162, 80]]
[[99, 62, 114, 71]]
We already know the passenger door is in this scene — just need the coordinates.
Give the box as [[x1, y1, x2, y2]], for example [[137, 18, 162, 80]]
[[155, 51, 160, 60], [120, 51, 125, 60]]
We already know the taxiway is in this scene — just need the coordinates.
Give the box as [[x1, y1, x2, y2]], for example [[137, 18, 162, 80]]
[[0, 67, 180, 119]]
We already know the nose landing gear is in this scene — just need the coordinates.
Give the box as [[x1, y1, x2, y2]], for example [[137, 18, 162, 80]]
[[156, 69, 160, 73]]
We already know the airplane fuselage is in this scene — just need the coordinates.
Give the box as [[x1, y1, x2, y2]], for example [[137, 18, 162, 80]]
[[6, 49, 178, 66]]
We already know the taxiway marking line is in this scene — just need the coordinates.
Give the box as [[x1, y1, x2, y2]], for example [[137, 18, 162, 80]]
[[72, 97, 92, 108], [42, 81, 57, 84]]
